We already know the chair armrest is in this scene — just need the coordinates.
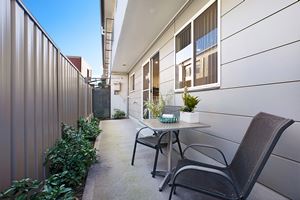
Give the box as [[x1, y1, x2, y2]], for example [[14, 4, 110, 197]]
[[157, 130, 179, 144], [173, 165, 239, 198], [183, 144, 229, 166], [135, 127, 152, 139], [157, 131, 171, 144]]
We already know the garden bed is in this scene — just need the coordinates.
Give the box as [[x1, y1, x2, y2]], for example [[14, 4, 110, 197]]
[[0, 117, 101, 200]]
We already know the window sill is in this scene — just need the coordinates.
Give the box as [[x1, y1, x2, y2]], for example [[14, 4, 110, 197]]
[[174, 82, 220, 93]]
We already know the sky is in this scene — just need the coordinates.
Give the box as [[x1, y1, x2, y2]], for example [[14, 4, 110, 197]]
[[22, 0, 103, 77]]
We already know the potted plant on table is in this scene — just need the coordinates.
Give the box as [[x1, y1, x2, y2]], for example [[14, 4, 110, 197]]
[[144, 95, 165, 118], [180, 87, 200, 123]]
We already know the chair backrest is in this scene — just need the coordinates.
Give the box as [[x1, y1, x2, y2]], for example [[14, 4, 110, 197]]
[[230, 112, 294, 198], [163, 105, 181, 118]]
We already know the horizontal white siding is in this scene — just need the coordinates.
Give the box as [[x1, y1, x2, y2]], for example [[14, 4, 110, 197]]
[[221, 0, 244, 16], [222, 41, 300, 88], [175, 82, 300, 120], [127, 0, 300, 198], [222, 2, 300, 64], [221, 0, 297, 39]]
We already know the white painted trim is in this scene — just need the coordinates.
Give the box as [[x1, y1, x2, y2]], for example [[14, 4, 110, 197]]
[[173, 0, 221, 93], [191, 21, 195, 87], [140, 51, 160, 119], [129, 72, 135, 92], [141, 60, 149, 120], [217, 0, 221, 88]]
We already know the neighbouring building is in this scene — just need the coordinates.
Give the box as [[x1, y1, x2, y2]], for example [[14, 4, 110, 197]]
[[101, 0, 300, 199], [67, 56, 93, 79]]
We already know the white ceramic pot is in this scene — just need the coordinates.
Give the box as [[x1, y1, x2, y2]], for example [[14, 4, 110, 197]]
[[180, 111, 200, 123]]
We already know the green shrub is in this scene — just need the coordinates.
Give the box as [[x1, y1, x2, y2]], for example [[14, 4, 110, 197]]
[[112, 109, 126, 119], [1, 118, 98, 199], [45, 128, 96, 187], [78, 117, 101, 141], [38, 173, 74, 200]]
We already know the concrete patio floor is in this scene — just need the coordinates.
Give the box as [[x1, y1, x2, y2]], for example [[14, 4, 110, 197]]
[[82, 119, 288, 200], [82, 119, 215, 200]]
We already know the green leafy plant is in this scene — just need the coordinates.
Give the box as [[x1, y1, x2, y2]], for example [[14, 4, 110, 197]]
[[0, 178, 41, 199], [1, 118, 99, 199], [0, 175, 74, 200], [78, 117, 101, 141], [39, 173, 74, 200], [144, 95, 165, 118], [181, 87, 200, 112], [112, 109, 126, 119], [45, 124, 97, 188]]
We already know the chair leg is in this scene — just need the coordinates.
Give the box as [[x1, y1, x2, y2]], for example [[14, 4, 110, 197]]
[[152, 148, 159, 178], [175, 134, 183, 159], [131, 140, 138, 166], [173, 186, 177, 195], [159, 146, 163, 154], [169, 185, 175, 200]]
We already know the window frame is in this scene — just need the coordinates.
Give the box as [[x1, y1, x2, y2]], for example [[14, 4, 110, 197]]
[[129, 72, 135, 92], [174, 0, 220, 93]]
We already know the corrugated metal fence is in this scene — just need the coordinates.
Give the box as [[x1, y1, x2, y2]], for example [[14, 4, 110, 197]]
[[0, 0, 93, 190]]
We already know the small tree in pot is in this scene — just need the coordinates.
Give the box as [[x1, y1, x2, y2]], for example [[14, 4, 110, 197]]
[[144, 95, 165, 118], [180, 87, 200, 123]]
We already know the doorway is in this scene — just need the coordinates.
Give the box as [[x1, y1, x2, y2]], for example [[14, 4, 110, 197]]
[[142, 52, 160, 119]]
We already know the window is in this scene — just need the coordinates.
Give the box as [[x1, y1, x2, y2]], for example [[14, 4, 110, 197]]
[[176, 59, 192, 89], [194, 1, 218, 86], [175, 24, 192, 89], [176, 24, 191, 53], [129, 73, 135, 91], [175, 0, 219, 91]]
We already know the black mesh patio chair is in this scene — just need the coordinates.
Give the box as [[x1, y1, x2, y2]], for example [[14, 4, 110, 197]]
[[169, 112, 294, 200], [131, 106, 183, 178]]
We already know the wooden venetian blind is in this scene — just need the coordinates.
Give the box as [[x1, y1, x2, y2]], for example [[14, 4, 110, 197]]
[[175, 23, 191, 53]]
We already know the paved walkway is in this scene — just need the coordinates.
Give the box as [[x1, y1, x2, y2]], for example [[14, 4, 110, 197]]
[[82, 119, 211, 200]]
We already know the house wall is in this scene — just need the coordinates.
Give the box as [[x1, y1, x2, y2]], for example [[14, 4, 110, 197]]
[[111, 73, 128, 118], [128, 0, 300, 199], [0, 0, 93, 190], [81, 58, 92, 78]]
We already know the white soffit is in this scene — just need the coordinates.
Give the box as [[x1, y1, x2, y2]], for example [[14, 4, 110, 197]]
[[112, 0, 188, 73]]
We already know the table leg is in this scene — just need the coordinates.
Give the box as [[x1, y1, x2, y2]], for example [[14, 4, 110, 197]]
[[159, 172, 171, 191], [158, 131, 173, 191], [167, 130, 173, 171]]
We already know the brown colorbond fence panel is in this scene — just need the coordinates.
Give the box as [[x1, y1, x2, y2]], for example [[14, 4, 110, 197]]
[[0, 0, 93, 191], [24, 14, 35, 179], [0, 0, 12, 189], [11, 1, 26, 181], [35, 26, 44, 180]]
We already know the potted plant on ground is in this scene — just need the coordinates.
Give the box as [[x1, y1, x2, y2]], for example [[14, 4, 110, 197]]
[[180, 87, 200, 123]]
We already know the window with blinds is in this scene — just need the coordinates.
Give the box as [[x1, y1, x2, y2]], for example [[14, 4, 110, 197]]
[[174, 0, 219, 91], [194, 1, 218, 86], [175, 24, 191, 53]]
